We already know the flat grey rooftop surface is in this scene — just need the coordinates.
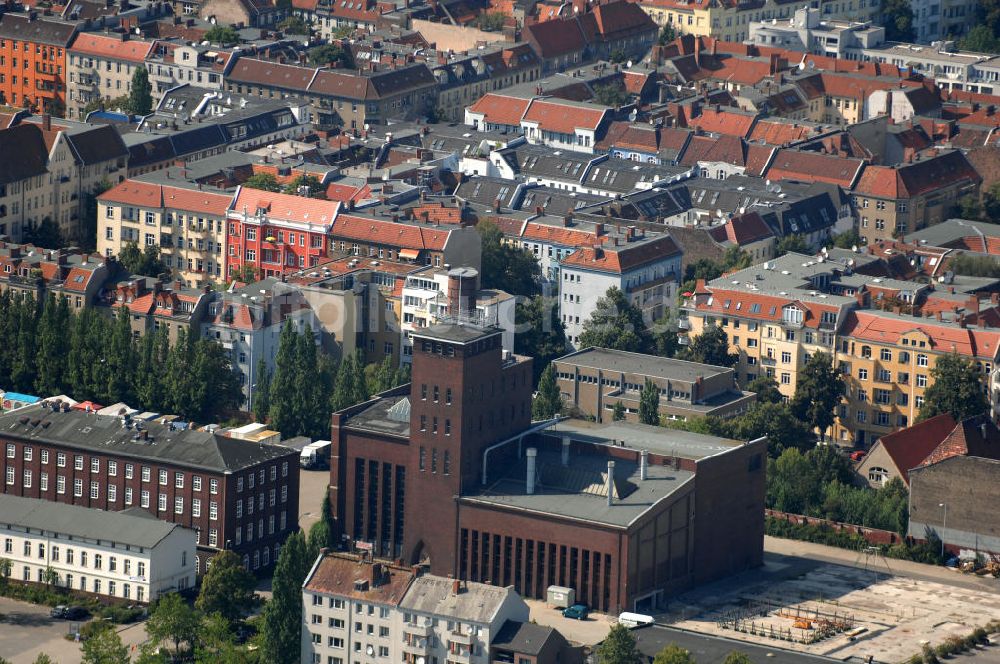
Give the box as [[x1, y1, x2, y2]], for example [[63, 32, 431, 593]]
[[550, 419, 743, 461], [557, 347, 731, 382]]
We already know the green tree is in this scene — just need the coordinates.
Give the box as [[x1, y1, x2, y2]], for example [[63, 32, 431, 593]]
[[243, 173, 282, 192], [22, 218, 63, 248], [830, 228, 862, 249], [146, 592, 200, 657], [514, 296, 567, 385], [681, 324, 736, 367], [81, 622, 130, 664], [254, 358, 271, 424], [105, 306, 136, 405], [532, 363, 563, 419], [596, 623, 642, 664], [723, 652, 753, 664], [118, 241, 165, 276], [639, 378, 661, 426], [308, 519, 331, 561], [32, 655, 56, 664], [34, 294, 69, 395], [578, 287, 651, 353], [194, 612, 245, 664], [948, 254, 1000, 278], [790, 352, 843, 440], [478, 220, 540, 296], [881, 0, 915, 40], [278, 15, 311, 34], [722, 245, 752, 271], [81, 179, 112, 252], [128, 65, 153, 115], [195, 550, 256, 626], [475, 10, 507, 30], [653, 644, 696, 664], [733, 401, 813, 456], [956, 195, 983, 222], [204, 25, 241, 45], [269, 321, 300, 434], [233, 264, 259, 283], [958, 24, 1000, 52], [775, 234, 809, 257], [766, 448, 817, 514], [746, 375, 782, 404], [11, 293, 38, 392], [189, 338, 243, 421], [919, 353, 989, 421], [294, 325, 332, 439], [332, 352, 367, 411], [612, 401, 626, 421], [593, 84, 628, 107], [308, 43, 353, 68], [261, 532, 310, 664], [657, 23, 676, 44], [284, 174, 325, 197]]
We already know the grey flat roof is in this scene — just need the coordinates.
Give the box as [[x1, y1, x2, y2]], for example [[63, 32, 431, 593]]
[[465, 445, 695, 528], [633, 625, 840, 664], [490, 620, 559, 655], [346, 396, 411, 438], [0, 494, 187, 549], [0, 404, 296, 472], [556, 347, 731, 382], [398, 576, 512, 623], [551, 419, 744, 461], [411, 322, 502, 344]]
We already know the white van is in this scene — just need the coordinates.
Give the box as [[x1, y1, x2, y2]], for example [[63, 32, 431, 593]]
[[618, 612, 655, 628]]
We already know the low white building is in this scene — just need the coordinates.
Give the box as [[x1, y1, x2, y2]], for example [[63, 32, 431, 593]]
[[301, 552, 530, 664], [0, 494, 196, 603]]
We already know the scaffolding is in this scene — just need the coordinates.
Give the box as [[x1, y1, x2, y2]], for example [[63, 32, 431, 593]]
[[717, 597, 856, 644]]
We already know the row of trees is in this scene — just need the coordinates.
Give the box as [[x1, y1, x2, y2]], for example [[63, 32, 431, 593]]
[[255, 321, 410, 439], [0, 291, 242, 421], [597, 623, 753, 664], [242, 172, 326, 197]]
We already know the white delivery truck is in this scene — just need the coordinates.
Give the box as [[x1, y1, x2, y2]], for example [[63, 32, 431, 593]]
[[300, 440, 332, 469], [618, 612, 655, 628]]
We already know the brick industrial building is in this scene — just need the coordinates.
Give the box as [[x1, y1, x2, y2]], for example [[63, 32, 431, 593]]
[[0, 402, 300, 575], [329, 288, 766, 613]]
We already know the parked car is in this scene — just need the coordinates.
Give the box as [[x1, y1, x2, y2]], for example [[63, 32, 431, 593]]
[[51, 605, 87, 620], [563, 604, 589, 620]]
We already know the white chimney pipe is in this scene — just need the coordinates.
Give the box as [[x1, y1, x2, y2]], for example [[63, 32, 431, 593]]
[[640, 449, 648, 481], [606, 460, 615, 506], [561, 436, 570, 466], [526, 448, 537, 495]]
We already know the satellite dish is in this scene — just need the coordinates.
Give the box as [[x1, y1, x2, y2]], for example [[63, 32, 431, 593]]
[[628, 109, 638, 122], [366, 645, 375, 656], [765, 179, 771, 186], [626, 60, 633, 68], [417, 658, 426, 664]]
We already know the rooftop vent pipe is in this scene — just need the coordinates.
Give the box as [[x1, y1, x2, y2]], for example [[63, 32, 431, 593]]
[[606, 460, 615, 506], [526, 448, 537, 495]]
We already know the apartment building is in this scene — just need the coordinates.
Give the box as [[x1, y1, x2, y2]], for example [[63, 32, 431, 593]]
[[0, 242, 116, 310], [559, 231, 681, 347], [399, 266, 515, 363], [432, 44, 542, 124], [681, 251, 858, 401], [145, 42, 233, 100], [301, 553, 534, 664], [0, 402, 300, 573], [225, 188, 338, 280], [67, 33, 158, 119], [97, 177, 234, 286], [0, 13, 77, 115], [851, 150, 981, 245], [110, 277, 212, 344], [834, 304, 1000, 447], [0, 493, 196, 602], [554, 347, 756, 423]]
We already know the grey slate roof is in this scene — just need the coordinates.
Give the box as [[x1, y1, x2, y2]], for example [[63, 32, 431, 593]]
[[0, 493, 187, 548], [556, 347, 733, 382], [0, 125, 49, 185], [398, 575, 513, 624], [0, 13, 77, 46], [0, 404, 296, 472], [491, 620, 561, 655]]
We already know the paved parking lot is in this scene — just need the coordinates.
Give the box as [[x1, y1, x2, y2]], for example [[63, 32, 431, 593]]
[[299, 467, 330, 535], [0, 596, 84, 663]]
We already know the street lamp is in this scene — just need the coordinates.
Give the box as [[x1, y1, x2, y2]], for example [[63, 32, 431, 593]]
[[939, 502, 948, 559]]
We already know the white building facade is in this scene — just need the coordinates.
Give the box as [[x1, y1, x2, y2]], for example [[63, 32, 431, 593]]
[[0, 494, 196, 602]]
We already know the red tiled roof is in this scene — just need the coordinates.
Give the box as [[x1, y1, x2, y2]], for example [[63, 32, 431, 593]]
[[923, 414, 1000, 465], [332, 214, 450, 251], [748, 119, 814, 145], [63, 266, 95, 292], [875, 413, 956, 485], [709, 211, 774, 245], [853, 151, 981, 199], [693, 287, 839, 329], [325, 182, 371, 204], [70, 33, 156, 62], [840, 310, 1000, 359], [687, 107, 757, 138], [467, 93, 531, 127], [232, 188, 339, 227], [764, 149, 864, 187], [561, 235, 679, 273], [522, 98, 607, 134], [99, 180, 233, 215]]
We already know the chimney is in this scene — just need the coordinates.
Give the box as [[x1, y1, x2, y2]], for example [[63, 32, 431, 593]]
[[452, 578, 462, 595], [594, 222, 604, 236], [41, 113, 51, 132], [640, 449, 648, 481], [447, 268, 477, 316], [606, 460, 615, 506], [968, 295, 980, 319], [561, 436, 570, 466], [526, 448, 537, 495]]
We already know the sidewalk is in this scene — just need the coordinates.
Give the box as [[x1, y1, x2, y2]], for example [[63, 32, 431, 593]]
[[764, 535, 999, 591]]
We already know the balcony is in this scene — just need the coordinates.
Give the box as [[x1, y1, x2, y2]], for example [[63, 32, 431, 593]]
[[761, 356, 777, 366], [403, 622, 432, 638], [449, 631, 472, 646], [677, 318, 690, 330], [677, 334, 689, 346], [402, 638, 430, 657], [446, 650, 472, 664]]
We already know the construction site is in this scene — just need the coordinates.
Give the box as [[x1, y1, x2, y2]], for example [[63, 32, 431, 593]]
[[671, 552, 1000, 662]]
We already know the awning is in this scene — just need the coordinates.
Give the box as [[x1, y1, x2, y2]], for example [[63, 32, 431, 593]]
[[398, 248, 420, 260]]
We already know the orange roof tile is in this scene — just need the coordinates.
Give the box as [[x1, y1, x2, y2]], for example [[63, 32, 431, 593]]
[[561, 235, 679, 273], [466, 94, 531, 127], [521, 98, 607, 134], [232, 188, 339, 227], [748, 119, 814, 145], [332, 214, 450, 251], [70, 33, 156, 62], [840, 310, 1000, 359], [764, 149, 864, 187], [687, 107, 757, 138]]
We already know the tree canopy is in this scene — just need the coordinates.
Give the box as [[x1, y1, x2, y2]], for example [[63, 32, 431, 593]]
[[653, 644, 696, 664], [639, 378, 660, 425], [284, 174, 325, 196], [514, 296, 567, 385], [533, 363, 563, 420], [204, 25, 241, 45], [243, 173, 282, 192], [918, 353, 989, 422], [478, 220, 540, 296], [593, 83, 629, 108], [195, 550, 256, 626], [596, 623, 643, 664], [308, 42, 353, 68], [118, 241, 167, 277], [746, 375, 782, 404], [146, 592, 200, 657], [790, 352, 843, 439], [775, 234, 809, 257], [578, 287, 652, 353], [681, 324, 736, 367], [261, 532, 311, 663], [881, 0, 915, 40], [128, 65, 153, 116]]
